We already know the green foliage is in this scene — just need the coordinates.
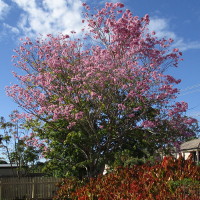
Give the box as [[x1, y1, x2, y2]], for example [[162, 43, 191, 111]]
[[0, 111, 41, 177], [27, 119, 109, 178], [26, 118, 164, 178], [112, 146, 159, 168], [168, 178, 200, 191], [54, 156, 200, 200]]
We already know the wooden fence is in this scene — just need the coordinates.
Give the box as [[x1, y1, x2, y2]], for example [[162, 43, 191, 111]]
[[0, 177, 62, 200]]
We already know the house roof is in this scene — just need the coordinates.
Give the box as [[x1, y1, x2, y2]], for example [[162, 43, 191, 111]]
[[180, 139, 200, 151]]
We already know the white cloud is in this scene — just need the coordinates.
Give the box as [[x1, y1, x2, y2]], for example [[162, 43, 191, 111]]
[[174, 39, 200, 51], [6, 0, 200, 52], [104, 0, 121, 2], [148, 17, 200, 51], [148, 18, 176, 39], [12, 0, 84, 37], [87, 0, 122, 7], [3, 23, 20, 34], [0, 0, 10, 19]]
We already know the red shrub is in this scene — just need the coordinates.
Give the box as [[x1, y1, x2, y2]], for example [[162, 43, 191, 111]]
[[54, 155, 200, 200]]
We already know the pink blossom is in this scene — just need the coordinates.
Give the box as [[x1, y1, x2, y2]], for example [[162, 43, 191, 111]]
[[173, 48, 179, 52], [128, 114, 135, 118], [133, 107, 141, 111], [184, 118, 197, 125], [75, 112, 83, 120], [67, 122, 76, 129], [142, 120, 156, 128], [118, 104, 126, 110], [6, 2, 196, 145], [115, 3, 124, 8]]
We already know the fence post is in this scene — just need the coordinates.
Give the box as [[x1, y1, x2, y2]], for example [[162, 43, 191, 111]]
[[31, 178, 35, 199]]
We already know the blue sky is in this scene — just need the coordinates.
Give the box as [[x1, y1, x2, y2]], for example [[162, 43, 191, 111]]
[[1, 0, 200, 122]]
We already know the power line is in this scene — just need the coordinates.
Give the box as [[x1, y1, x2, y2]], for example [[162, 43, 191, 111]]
[[180, 83, 200, 92], [180, 89, 200, 96]]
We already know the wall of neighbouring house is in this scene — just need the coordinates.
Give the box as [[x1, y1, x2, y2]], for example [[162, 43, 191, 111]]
[[0, 167, 17, 177]]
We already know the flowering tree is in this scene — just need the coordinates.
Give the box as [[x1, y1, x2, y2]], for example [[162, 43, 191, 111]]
[[0, 110, 40, 177], [7, 3, 198, 177]]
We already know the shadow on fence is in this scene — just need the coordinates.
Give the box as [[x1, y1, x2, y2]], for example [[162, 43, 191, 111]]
[[0, 177, 62, 200]]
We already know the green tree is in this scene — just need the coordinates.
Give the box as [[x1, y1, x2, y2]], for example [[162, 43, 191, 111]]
[[0, 111, 40, 177]]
